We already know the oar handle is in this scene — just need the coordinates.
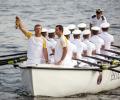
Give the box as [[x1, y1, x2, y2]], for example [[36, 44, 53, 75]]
[[111, 44, 120, 49], [95, 53, 120, 60], [104, 49, 120, 55]]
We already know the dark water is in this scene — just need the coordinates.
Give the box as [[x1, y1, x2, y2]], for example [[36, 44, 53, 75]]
[[0, 0, 120, 100]]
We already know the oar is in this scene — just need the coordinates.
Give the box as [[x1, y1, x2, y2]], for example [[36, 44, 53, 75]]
[[85, 55, 120, 65], [95, 53, 120, 60], [0, 55, 27, 66], [85, 55, 111, 63], [0, 52, 27, 58], [111, 44, 120, 49], [74, 59, 120, 73], [104, 49, 120, 55]]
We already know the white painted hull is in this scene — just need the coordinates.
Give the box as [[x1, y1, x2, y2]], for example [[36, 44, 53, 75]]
[[20, 64, 120, 97]]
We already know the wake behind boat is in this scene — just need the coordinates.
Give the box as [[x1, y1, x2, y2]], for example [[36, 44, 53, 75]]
[[17, 62, 120, 97]]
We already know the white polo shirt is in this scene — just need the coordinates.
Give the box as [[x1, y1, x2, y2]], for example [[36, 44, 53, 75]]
[[54, 35, 68, 64], [83, 39, 96, 56], [72, 39, 87, 59], [27, 36, 47, 64], [89, 35, 104, 54], [47, 38, 57, 63], [99, 32, 114, 49]]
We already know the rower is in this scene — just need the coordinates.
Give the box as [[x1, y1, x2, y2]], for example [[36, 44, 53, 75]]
[[67, 24, 76, 42], [63, 28, 77, 66], [41, 28, 48, 38], [72, 29, 87, 59], [77, 23, 87, 41], [83, 30, 96, 56], [99, 22, 114, 55], [54, 25, 68, 65], [90, 9, 107, 29], [15, 16, 48, 64], [83, 30, 96, 62], [47, 29, 57, 63], [89, 26, 105, 54]]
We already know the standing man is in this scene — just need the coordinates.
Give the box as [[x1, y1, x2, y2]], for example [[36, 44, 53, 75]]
[[15, 16, 48, 64], [90, 9, 107, 29], [54, 25, 68, 65]]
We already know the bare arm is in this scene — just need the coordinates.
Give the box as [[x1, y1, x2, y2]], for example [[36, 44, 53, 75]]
[[56, 47, 67, 65], [43, 48, 49, 63]]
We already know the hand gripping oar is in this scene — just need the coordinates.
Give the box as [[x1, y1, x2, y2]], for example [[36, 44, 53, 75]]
[[95, 53, 120, 60], [74, 59, 120, 73], [0, 55, 27, 66], [0, 52, 27, 58], [104, 49, 120, 55], [111, 44, 120, 49]]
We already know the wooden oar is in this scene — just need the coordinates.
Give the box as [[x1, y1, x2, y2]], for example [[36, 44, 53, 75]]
[[111, 44, 120, 49], [95, 53, 120, 60], [85, 55, 120, 65], [85, 55, 111, 63], [0, 52, 27, 58], [74, 59, 120, 73], [0, 55, 27, 66], [104, 49, 120, 55]]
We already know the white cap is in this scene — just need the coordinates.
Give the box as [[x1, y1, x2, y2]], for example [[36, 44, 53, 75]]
[[67, 24, 76, 30], [100, 22, 110, 28], [48, 29, 55, 33], [42, 28, 48, 32], [83, 29, 91, 35], [72, 29, 81, 35], [91, 26, 100, 31], [64, 28, 71, 35], [77, 23, 87, 28]]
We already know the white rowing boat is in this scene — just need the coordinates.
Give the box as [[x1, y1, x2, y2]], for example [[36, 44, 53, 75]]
[[18, 63, 120, 97]]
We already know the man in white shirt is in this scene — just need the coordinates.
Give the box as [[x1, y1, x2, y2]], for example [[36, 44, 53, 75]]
[[90, 9, 107, 29], [64, 28, 77, 66], [47, 29, 57, 63], [15, 16, 48, 64], [83, 30, 96, 62], [72, 29, 87, 59], [89, 26, 104, 54], [77, 23, 87, 41], [83, 30, 96, 56], [99, 22, 114, 55], [54, 25, 68, 65], [67, 24, 76, 42]]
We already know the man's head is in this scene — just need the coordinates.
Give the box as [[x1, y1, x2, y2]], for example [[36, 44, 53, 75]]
[[96, 9, 103, 19], [55, 25, 63, 37], [34, 24, 42, 36], [64, 28, 71, 40], [77, 23, 87, 31], [72, 29, 81, 39], [91, 26, 100, 35], [48, 29, 55, 38], [100, 22, 110, 32], [83, 30, 91, 39]]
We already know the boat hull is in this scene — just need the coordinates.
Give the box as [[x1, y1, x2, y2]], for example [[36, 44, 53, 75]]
[[20, 64, 120, 97]]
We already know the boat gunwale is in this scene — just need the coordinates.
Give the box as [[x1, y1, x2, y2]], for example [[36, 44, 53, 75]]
[[18, 65, 102, 72]]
